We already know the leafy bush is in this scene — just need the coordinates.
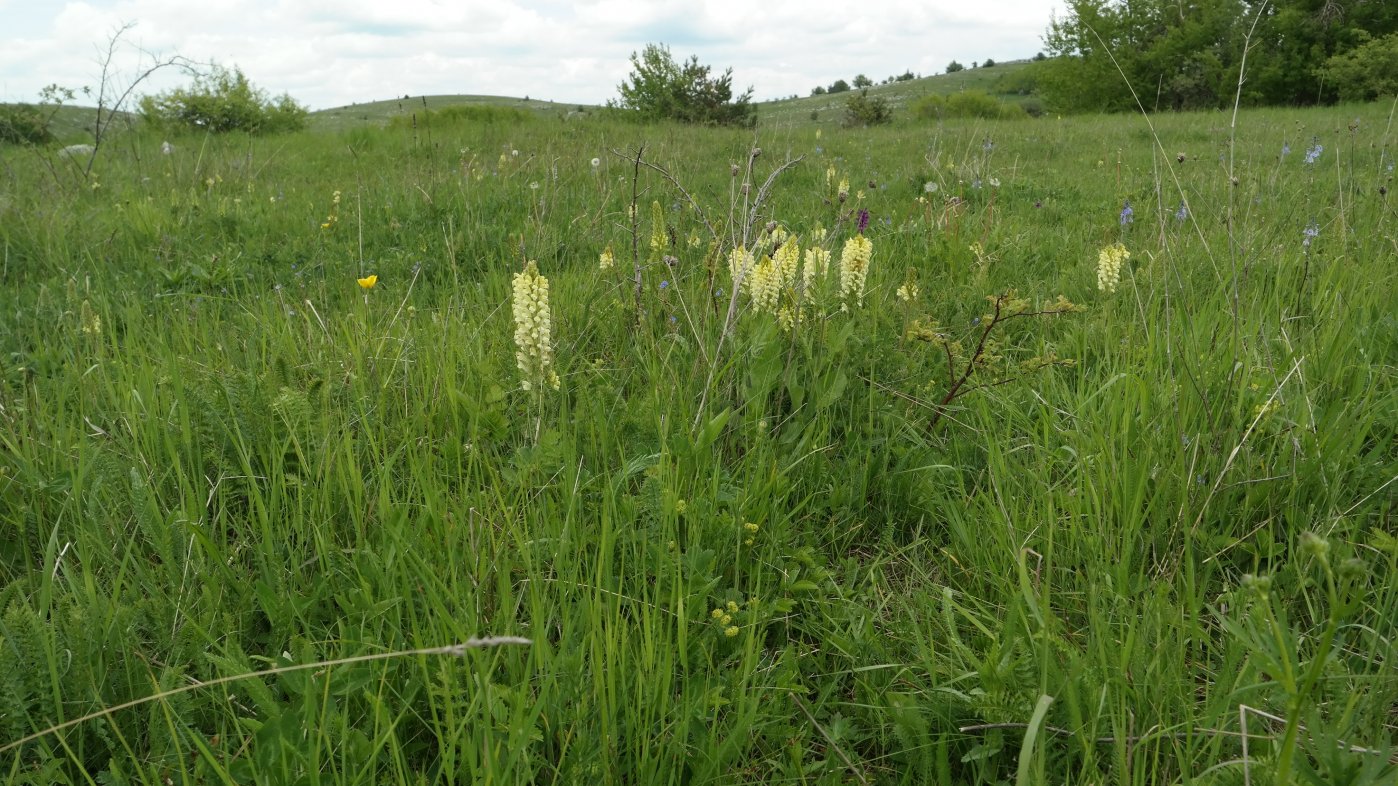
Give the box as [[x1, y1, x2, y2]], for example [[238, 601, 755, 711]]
[[946, 61, 965, 73], [852, 74, 873, 88], [613, 43, 755, 127], [993, 67, 1040, 96], [0, 104, 53, 145], [844, 90, 892, 127], [139, 66, 309, 134], [1324, 33, 1398, 102], [811, 85, 827, 96], [983, 58, 997, 68], [828, 79, 851, 94], [911, 90, 1026, 120]]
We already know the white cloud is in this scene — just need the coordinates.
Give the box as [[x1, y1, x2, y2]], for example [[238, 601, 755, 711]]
[[0, 0, 1062, 109]]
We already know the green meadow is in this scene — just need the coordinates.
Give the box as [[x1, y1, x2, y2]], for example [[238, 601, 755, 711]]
[[0, 96, 1395, 785]]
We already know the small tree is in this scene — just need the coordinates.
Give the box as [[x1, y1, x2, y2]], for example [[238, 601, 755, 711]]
[[613, 43, 755, 127], [844, 90, 892, 127], [946, 61, 965, 73], [811, 85, 827, 95], [140, 66, 308, 134], [828, 79, 851, 94], [852, 74, 873, 88], [0, 103, 53, 145], [983, 58, 996, 68]]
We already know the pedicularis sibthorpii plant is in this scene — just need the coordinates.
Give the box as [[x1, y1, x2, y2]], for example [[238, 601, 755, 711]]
[[0, 100, 1393, 784]]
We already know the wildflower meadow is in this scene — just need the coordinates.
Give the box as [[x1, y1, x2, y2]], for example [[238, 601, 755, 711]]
[[0, 98, 1395, 784]]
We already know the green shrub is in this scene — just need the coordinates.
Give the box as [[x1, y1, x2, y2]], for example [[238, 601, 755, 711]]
[[613, 43, 755, 127], [139, 66, 309, 134], [946, 60, 965, 73], [0, 103, 52, 145], [1324, 33, 1398, 103], [911, 90, 1026, 121], [844, 90, 892, 127]]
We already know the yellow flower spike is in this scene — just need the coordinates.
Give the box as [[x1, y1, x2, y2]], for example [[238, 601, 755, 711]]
[[357, 275, 378, 290], [838, 234, 874, 309], [511, 261, 560, 391], [1096, 242, 1130, 293]]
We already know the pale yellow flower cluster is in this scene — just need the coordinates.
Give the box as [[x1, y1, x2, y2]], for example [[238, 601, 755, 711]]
[[896, 282, 919, 302], [511, 261, 560, 391], [649, 201, 666, 257], [774, 239, 800, 286], [722, 222, 877, 329], [79, 300, 101, 335], [803, 247, 830, 294], [1097, 242, 1130, 293], [748, 256, 783, 313], [727, 245, 755, 285], [839, 235, 874, 309], [599, 244, 615, 271]]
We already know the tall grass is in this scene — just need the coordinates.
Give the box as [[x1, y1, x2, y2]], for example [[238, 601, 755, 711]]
[[0, 101, 1393, 784]]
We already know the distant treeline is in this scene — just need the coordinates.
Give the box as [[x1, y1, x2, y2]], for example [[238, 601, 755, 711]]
[[1040, 0, 1398, 112]]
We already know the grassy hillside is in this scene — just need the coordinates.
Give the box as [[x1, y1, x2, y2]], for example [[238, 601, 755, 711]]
[[309, 93, 589, 132], [757, 60, 1038, 127], [1, 96, 1394, 785]]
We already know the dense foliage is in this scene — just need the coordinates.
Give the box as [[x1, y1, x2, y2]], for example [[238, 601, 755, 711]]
[[139, 65, 309, 134], [613, 43, 756, 127], [0, 104, 52, 145], [1042, 0, 1398, 111]]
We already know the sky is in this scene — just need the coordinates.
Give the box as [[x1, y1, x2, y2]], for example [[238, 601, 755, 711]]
[[0, 0, 1065, 111]]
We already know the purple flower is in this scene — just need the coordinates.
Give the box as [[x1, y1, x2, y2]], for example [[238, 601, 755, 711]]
[[1281, 142, 1290, 156], [1175, 204, 1188, 221], [659, 280, 669, 289], [1119, 200, 1134, 225], [1302, 220, 1319, 248], [1304, 140, 1323, 165], [857, 208, 870, 233]]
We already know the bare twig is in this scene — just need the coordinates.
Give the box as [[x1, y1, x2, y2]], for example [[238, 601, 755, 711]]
[[1, 638, 531, 757]]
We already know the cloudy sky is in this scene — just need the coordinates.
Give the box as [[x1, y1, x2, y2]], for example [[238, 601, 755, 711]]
[[1, 0, 1064, 110]]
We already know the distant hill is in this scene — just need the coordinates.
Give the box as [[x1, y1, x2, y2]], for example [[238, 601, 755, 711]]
[[755, 60, 1038, 127], [311, 60, 1041, 131], [309, 94, 591, 132], [6, 60, 1041, 144]]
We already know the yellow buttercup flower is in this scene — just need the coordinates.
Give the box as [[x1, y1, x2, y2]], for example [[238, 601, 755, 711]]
[[357, 275, 378, 290]]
